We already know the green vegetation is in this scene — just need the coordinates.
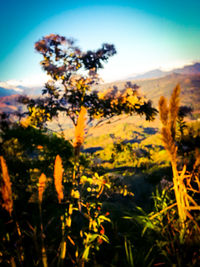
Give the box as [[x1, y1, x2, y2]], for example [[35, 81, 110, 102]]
[[0, 35, 200, 266]]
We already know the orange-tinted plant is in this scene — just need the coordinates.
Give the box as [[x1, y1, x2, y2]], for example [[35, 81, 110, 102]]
[[54, 155, 64, 203], [38, 173, 47, 203], [159, 85, 200, 233], [0, 156, 13, 216], [74, 106, 87, 157]]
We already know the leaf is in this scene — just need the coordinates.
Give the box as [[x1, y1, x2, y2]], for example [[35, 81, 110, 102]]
[[99, 234, 109, 243], [98, 215, 111, 222], [94, 173, 99, 179], [88, 234, 99, 243], [105, 183, 111, 189], [82, 245, 91, 261]]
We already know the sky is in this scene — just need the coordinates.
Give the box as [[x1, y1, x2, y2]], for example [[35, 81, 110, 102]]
[[1, 0, 200, 85]]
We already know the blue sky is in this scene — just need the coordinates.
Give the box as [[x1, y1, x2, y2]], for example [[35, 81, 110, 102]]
[[1, 0, 200, 84]]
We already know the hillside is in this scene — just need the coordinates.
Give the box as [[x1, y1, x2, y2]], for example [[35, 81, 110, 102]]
[[0, 95, 20, 113], [98, 73, 200, 112], [0, 87, 18, 97]]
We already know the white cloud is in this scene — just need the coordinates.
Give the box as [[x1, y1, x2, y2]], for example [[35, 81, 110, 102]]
[[0, 80, 23, 92], [160, 60, 192, 71], [0, 73, 50, 93], [18, 73, 50, 87]]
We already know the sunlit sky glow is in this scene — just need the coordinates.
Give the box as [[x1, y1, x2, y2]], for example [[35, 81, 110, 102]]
[[1, 0, 200, 84]]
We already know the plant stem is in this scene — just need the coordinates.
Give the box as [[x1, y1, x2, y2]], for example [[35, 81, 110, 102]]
[[59, 215, 66, 266], [39, 204, 48, 267]]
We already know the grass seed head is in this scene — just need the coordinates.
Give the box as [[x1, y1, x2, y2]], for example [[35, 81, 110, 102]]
[[0, 156, 13, 216], [169, 84, 180, 139], [38, 173, 47, 203], [54, 155, 64, 203], [159, 96, 169, 126]]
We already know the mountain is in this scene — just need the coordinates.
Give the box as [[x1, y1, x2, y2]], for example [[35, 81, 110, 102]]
[[127, 62, 200, 80], [0, 85, 43, 98], [174, 62, 200, 75], [0, 80, 43, 98], [127, 69, 168, 80], [0, 95, 21, 113], [1, 62, 200, 97], [1, 62, 200, 117], [0, 87, 19, 97]]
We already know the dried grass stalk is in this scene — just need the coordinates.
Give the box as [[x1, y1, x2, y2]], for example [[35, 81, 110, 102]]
[[54, 155, 64, 203], [159, 85, 200, 233], [161, 126, 177, 163], [159, 85, 186, 227], [0, 156, 13, 216], [158, 96, 169, 126], [169, 84, 180, 139], [38, 173, 47, 203]]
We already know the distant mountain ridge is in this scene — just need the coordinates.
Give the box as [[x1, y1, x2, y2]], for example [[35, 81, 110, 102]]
[[174, 62, 200, 75], [0, 82, 43, 98], [127, 62, 200, 80], [1, 62, 200, 98], [127, 69, 168, 80], [1, 62, 200, 116], [0, 87, 19, 97], [0, 95, 20, 113]]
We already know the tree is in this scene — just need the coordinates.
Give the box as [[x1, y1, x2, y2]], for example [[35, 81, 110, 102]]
[[21, 34, 157, 130]]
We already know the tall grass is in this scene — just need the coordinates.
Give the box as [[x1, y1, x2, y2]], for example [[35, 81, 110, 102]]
[[38, 173, 47, 203], [74, 106, 87, 158], [0, 156, 13, 216], [0, 156, 24, 266], [54, 154, 64, 203], [38, 173, 48, 267], [158, 84, 200, 236]]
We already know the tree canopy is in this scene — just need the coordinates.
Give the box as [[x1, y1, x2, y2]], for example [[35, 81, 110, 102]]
[[20, 34, 157, 128]]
